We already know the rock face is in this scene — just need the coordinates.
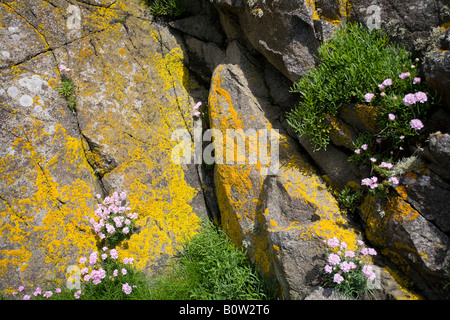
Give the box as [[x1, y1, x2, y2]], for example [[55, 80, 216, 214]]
[[210, 0, 450, 299], [208, 41, 363, 299], [1, 0, 449, 300], [0, 0, 208, 294]]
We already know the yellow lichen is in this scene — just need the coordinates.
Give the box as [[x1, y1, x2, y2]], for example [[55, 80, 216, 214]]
[[1, 3, 204, 292]]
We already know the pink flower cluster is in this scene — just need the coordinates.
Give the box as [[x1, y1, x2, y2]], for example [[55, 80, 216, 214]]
[[365, 93, 375, 103], [12, 285, 63, 300], [362, 265, 376, 282], [78, 248, 135, 285], [322, 237, 377, 286], [359, 150, 400, 191], [399, 72, 410, 79], [76, 247, 136, 297], [378, 78, 393, 91], [409, 119, 424, 130], [403, 91, 427, 106], [354, 141, 400, 190], [361, 176, 379, 189], [59, 64, 71, 72], [90, 191, 138, 242]]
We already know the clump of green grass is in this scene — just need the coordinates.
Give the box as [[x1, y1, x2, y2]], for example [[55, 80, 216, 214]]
[[152, 221, 274, 300], [145, 0, 185, 17], [286, 22, 424, 151], [58, 77, 76, 112]]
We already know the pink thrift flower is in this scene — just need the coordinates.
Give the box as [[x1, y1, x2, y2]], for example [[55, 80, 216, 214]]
[[89, 251, 98, 265], [388, 113, 396, 121], [388, 176, 399, 185], [357, 240, 365, 246], [382, 78, 392, 86], [327, 253, 341, 265], [362, 265, 376, 281], [113, 269, 119, 277], [378, 84, 385, 91], [415, 91, 428, 103], [361, 248, 370, 256], [324, 265, 333, 273], [110, 249, 119, 259], [369, 182, 378, 189], [370, 157, 377, 163], [365, 93, 375, 103], [193, 102, 202, 110], [362, 265, 372, 275], [403, 93, 418, 106], [194, 111, 201, 117], [413, 77, 421, 84], [59, 64, 67, 71], [380, 162, 393, 169], [127, 212, 138, 220], [368, 248, 377, 256], [121, 268, 127, 275], [91, 268, 106, 285], [380, 92, 386, 97], [410, 119, 424, 130], [18, 286, 24, 292], [333, 273, 344, 284], [113, 216, 123, 228], [106, 223, 115, 234], [327, 237, 340, 248], [102, 253, 108, 260], [354, 149, 361, 154], [81, 267, 88, 275], [124, 257, 134, 264], [33, 287, 42, 296], [120, 191, 127, 199], [340, 242, 347, 250], [361, 144, 368, 150], [122, 227, 129, 234], [23, 295, 31, 300], [399, 72, 411, 79], [340, 261, 352, 273], [362, 176, 378, 189], [345, 250, 355, 258], [74, 290, 81, 299], [44, 291, 53, 298], [122, 283, 132, 295]]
